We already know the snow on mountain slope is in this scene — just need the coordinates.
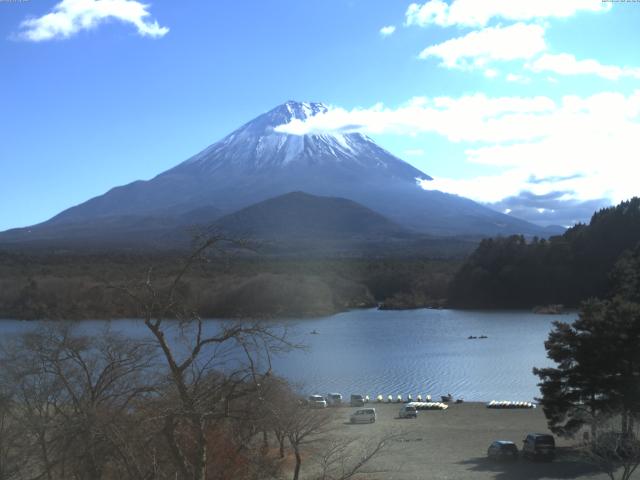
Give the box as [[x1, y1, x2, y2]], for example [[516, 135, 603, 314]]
[[172, 101, 430, 179]]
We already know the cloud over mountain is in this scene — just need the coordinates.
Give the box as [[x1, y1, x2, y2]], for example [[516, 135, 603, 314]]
[[274, 92, 640, 224], [485, 191, 611, 227]]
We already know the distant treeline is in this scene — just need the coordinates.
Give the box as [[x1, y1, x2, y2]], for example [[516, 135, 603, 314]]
[[0, 252, 460, 320], [449, 198, 640, 309]]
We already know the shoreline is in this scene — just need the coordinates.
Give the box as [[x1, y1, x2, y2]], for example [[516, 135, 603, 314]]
[[0, 305, 579, 322]]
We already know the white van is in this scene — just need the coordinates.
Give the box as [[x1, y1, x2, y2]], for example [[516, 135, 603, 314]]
[[350, 408, 376, 424], [308, 395, 327, 408]]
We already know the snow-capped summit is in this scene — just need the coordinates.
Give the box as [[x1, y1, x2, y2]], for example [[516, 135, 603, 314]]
[[178, 101, 429, 177], [223, 100, 329, 136], [281, 100, 328, 121]]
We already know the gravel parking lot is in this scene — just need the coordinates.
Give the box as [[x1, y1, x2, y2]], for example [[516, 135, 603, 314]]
[[317, 402, 608, 480]]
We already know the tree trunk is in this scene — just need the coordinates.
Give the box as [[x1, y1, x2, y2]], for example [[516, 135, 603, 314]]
[[292, 446, 302, 480], [194, 417, 208, 480], [274, 431, 286, 458], [162, 416, 190, 479], [38, 430, 54, 480]]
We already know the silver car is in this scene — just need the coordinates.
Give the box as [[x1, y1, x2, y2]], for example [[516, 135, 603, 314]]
[[350, 408, 376, 424], [399, 404, 418, 418]]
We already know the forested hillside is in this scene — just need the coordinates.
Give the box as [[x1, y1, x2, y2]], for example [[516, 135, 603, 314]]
[[449, 198, 640, 309], [0, 253, 459, 319]]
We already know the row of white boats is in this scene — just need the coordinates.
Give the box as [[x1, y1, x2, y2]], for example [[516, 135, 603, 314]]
[[406, 401, 450, 410], [486, 400, 536, 409], [373, 394, 433, 403], [323, 394, 535, 410], [369, 395, 449, 410]]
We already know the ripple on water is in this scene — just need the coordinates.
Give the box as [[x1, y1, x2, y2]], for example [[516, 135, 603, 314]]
[[0, 309, 571, 401], [273, 308, 571, 401]]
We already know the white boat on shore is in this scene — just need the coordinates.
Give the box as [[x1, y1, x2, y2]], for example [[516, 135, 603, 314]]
[[486, 400, 535, 409], [408, 401, 449, 411]]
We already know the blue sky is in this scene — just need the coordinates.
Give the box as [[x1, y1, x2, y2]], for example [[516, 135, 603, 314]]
[[1, 0, 639, 230]]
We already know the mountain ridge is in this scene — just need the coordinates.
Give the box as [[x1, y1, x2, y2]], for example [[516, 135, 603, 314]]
[[0, 100, 556, 250], [213, 191, 410, 239]]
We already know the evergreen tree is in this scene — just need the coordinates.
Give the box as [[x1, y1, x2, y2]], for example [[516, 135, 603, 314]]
[[450, 197, 640, 309], [534, 243, 640, 438]]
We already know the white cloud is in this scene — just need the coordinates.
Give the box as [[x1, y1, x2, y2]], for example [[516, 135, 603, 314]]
[[506, 73, 531, 84], [484, 68, 498, 78], [404, 2, 631, 83], [18, 0, 168, 41], [404, 148, 425, 156], [379, 25, 396, 37], [419, 170, 530, 204], [275, 94, 557, 143], [528, 53, 640, 80], [419, 23, 546, 69], [416, 25, 640, 82], [421, 93, 640, 208], [405, 0, 610, 28], [486, 192, 609, 227], [275, 91, 640, 212]]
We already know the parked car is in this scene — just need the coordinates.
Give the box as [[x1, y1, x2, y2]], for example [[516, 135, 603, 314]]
[[350, 408, 376, 424], [522, 433, 555, 461], [308, 395, 327, 408], [350, 394, 365, 407], [487, 441, 519, 461], [326, 393, 343, 406], [399, 404, 418, 419]]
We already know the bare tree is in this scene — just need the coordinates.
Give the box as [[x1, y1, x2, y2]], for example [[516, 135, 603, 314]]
[[0, 234, 302, 480], [0, 323, 158, 480], [584, 416, 640, 480], [115, 234, 297, 480], [280, 402, 334, 480], [254, 376, 295, 459], [313, 433, 399, 480], [1, 336, 64, 480], [0, 389, 21, 480]]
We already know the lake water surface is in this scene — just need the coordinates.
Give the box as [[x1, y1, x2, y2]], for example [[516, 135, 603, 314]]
[[0, 308, 575, 402]]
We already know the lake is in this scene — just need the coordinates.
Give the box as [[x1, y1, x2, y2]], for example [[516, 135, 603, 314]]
[[0, 308, 575, 402]]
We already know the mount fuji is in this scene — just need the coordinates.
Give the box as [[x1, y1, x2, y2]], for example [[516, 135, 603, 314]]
[[1, 101, 555, 250]]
